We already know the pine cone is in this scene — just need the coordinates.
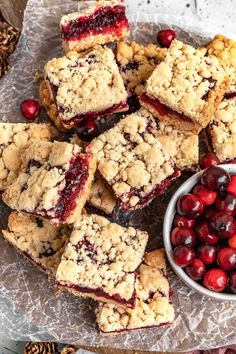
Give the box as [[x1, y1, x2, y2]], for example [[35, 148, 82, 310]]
[[24, 342, 58, 354], [0, 20, 19, 55], [60, 346, 77, 354], [0, 48, 9, 78]]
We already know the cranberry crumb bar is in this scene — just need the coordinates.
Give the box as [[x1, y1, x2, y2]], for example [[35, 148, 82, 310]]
[[2, 212, 70, 277], [56, 214, 148, 307], [43, 46, 128, 129], [0, 123, 52, 190], [140, 40, 228, 134], [86, 111, 180, 211], [2, 140, 96, 225], [116, 41, 166, 96], [60, 0, 129, 53], [87, 173, 117, 215], [96, 249, 175, 335]]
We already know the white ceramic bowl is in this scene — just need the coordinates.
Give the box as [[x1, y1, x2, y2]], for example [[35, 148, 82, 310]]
[[163, 164, 236, 301]]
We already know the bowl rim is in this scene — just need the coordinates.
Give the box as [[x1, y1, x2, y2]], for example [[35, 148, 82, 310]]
[[163, 164, 236, 301]]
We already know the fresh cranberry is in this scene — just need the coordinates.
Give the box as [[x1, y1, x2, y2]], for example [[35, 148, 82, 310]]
[[197, 244, 216, 265], [229, 271, 236, 293], [76, 120, 99, 142], [185, 258, 206, 281], [203, 207, 215, 220], [177, 194, 204, 219], [173, 246, 195, 267], [200, 153, 220, 169], [209, 212, 236, 238], [229, 235, 236, 249], [215, 193, 236, 215], [20, 99, 41, 120], [227, 175, 236, 196], [157, 29, 176, 47], [201, 166, 230, 192], [171, 227, 196, 247], [173, 214, 196, 228], [203, 268, 228, 292], [195, 222, 219, 245], [217, 247, 236, 271], [192, 184, 217, 206]]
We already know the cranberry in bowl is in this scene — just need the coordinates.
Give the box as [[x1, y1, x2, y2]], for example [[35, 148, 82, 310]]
[[163, 164, 236, 301]]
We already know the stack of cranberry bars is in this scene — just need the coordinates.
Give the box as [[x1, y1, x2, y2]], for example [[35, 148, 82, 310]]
[[1, 0, 235, 336]]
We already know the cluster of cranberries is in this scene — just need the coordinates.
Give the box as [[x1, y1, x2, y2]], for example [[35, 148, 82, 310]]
[[171, 166, 236, 294]]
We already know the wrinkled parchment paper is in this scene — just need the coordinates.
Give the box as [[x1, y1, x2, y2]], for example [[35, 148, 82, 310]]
[[0, 0, 235, 351]]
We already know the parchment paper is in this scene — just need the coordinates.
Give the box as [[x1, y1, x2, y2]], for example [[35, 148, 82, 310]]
[[0, 0, 235, 351]]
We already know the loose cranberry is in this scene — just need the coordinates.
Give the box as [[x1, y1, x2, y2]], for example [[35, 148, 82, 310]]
[[217, 247, 236, 271], [201, 166, 230, 192], [197, 244, 216, 265], [195, 222, 219, 245], [157, 29, 176, 47], [173, 214, 196, 228], [215, 193, 236, 215], [171, 227, 196, 247], [76, 120, 99, 142], [229, 235, 236, 249], [203, 207, 215, 220], [20, 99, 41, 120], [200, 153, 220, 169], [173, 246, 195, 267], [203, 268, 228, 292], [209, 212, 236, 238], [229, 271, 236, 293], [177, 194, 204, 219], [227, 175, 236, 196], [193, 184, 217, 206], [185, 258, 206, 281]]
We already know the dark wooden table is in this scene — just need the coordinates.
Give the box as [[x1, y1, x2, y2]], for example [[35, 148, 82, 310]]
[[0, 1, 181, 353]]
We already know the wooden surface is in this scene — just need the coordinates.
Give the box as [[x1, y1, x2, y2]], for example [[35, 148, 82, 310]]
[[0, 1, 179, 353]]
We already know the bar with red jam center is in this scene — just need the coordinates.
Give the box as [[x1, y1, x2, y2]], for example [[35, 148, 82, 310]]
[[60, 0, 130, 53], [2, 140, 96, 225], [140, 39, 228, 134], [86, 110, 180, 211], [56, 214, 148, 308], [96, 249, 175, 335], [43, 46, 128, 129], [2, 212, 70, 278]]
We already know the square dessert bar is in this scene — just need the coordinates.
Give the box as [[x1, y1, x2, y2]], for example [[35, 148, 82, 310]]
[[140, 39, 228, 134], [56, 214, 148, 307], [0, 123, 52, 190], [2, 140, 96, 225], [60, 0, 130, 53], [208, 97, 236, 162], [116, 41, 166, 96], [96, 249, 175, 335], [87, 173, 117, 215], [2, 212, 70, 278], [86, 111, 180, 211], [43, 46, 128, 129]]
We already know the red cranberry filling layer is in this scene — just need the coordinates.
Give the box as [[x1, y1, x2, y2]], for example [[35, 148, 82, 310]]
[[224, 92, 236, 100], [56, 281, 137, 308], [100, 321, 172, 334], [23, 251, 48, 273], [120, 167, 180, 211], [61, 5, 129, 42], [140, 93, 193, 123]]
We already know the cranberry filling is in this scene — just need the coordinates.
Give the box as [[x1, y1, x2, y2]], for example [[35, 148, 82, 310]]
[[61, 5, 129, 42], [224, 92, 236, 100], [56, 281, 137, 308], [100, 321, 172, 334], [140, 93, 193, 123], [23, 251, 48, 273], [120, 167, 180, 211]]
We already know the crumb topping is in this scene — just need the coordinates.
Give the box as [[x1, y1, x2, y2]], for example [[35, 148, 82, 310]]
[[116, 41, 166, 96], [96, 249, 175, 333], [45, 47, 128, 121], [86, 111, 174, 208], [2, 212, 70, 276], [56, 214, 148, 301], [0, 123, 51, 190], [145, 39, 227, 123]]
